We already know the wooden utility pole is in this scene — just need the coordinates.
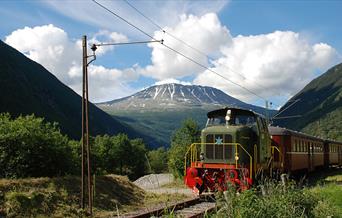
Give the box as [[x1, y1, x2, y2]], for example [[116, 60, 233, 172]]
[[81, 35, 92, 215], [80, 35, 159, 215]]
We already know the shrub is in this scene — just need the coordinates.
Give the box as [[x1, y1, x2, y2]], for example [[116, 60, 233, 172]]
[[168, 119, 200, 178], [0, 113, 76, 178], [92, 134, 148, 179], [216, 180, 328, 218], [147, 147, 168, 173], [4, 191, 58, 217]]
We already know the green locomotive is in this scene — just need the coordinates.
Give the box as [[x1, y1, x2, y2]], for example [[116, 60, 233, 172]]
[[184, 107, 274, 193]]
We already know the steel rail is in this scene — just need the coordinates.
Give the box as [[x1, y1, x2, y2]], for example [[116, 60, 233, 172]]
[[122, 194, 215, 218]]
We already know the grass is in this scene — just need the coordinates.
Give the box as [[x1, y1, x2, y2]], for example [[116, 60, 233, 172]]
[[0, 175, 145, 217], [213, 179, 342, 218], [325, 174, 342, 183], [0, 175, 190, 217], [160, 178, 187, 189], [308, 183, 342, 216]]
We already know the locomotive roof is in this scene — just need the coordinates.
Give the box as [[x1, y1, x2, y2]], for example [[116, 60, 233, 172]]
[[207, 107, 263, 118], [268, 126, 325, 142]]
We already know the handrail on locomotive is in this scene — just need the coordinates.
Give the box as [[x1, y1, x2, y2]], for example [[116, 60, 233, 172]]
[[184, 142, 253, 180]]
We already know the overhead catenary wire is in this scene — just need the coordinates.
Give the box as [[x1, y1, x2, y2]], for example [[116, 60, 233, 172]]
[[92, 0, 155, 40], [94, 40, 162, 47], [123, 0, 209, 58], [162, 43, 267, 101], [91, 0, 268, 103], [123, 0, 279, 97]]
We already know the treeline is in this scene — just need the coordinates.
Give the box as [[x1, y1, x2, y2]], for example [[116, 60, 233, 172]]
[[0, 113, 200, 180]]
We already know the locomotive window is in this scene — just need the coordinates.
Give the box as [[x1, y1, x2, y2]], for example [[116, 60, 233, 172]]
[[206, 117, 225, 126]]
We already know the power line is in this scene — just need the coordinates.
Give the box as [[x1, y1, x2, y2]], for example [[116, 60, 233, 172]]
[[271, 99, 301, 121], [94, 39, 162, 47], [92, 0, 155, 40], [92, 0, 268, 102], [123, 0, 209, 58], [162, 43, 267, 100], [123, 0, 276, 96]]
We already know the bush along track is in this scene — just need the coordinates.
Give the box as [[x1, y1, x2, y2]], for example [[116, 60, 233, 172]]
[[215, 179, 342, 218]]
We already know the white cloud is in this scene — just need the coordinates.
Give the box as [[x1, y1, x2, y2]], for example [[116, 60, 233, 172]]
[[140, 14, 340, 103], [141, 13, 231, 79], [5, 24, 138, 102], [89, 30, 128, 56], [193, 30, 340, 101], [4, 14, 340, 105], [42, 0, 229, 39], [154, 78, 192, 86]]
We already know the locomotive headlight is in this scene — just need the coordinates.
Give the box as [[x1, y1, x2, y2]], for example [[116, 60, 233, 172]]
[[225, 109, 231, 121], [200, 153, 205, 160], [235, 155, 239, 161]]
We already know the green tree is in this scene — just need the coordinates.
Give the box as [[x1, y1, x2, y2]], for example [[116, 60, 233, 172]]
[[0, 113, 75, 178], [168, 119, 200, 178], [147, 147, 168, 173], [130, 138, 148, 179], [92, 134, 148, 179]]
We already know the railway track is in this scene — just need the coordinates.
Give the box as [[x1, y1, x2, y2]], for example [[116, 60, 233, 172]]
[[122, 194, 216, 218]]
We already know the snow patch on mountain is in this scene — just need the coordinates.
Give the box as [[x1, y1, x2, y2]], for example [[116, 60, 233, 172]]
[[97, 83, 273, 115]]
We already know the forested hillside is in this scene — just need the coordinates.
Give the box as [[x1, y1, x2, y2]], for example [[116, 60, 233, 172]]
[[0, 40, 141, 140], [274, 63, 342, 141]]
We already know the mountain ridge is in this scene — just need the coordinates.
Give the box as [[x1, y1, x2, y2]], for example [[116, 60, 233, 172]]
[[98, 83, 275, 115]]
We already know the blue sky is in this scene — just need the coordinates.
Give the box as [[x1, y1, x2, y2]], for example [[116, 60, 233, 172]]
[[1, 0, 341, 109]]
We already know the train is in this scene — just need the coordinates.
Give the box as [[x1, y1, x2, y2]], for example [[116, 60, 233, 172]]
[[184, 107, 342, 193]]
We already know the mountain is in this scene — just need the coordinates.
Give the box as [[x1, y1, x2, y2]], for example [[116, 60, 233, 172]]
[[99, 83, 273, 115], [0, 40, 141, 140], [274, 63, 342, 141], [97, 84, 276, 147]]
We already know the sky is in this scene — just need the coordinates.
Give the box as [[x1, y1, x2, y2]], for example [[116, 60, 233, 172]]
[[1, 0, 342, 109]]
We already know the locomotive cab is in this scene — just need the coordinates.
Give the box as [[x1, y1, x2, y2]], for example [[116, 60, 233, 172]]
[[201, 108, 269, 165]]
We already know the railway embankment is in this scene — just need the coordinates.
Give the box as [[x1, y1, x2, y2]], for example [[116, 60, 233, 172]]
[[0, 174, 189, 217], [0, 174, 145, 217]]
